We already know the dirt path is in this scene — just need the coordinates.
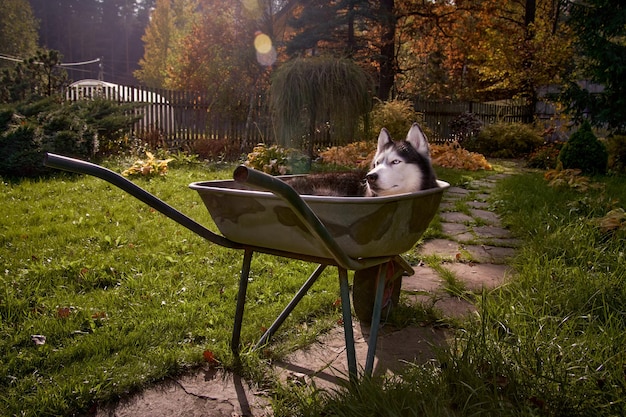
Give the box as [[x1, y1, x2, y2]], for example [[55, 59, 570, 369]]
[[95, 169, 519, 417]]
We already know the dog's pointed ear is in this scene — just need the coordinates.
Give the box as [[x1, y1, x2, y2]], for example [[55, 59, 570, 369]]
[[377, 128, 392, 153], [406, 123, 431, 159]]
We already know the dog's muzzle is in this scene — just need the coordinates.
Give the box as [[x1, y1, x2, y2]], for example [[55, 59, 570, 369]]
[[366, 173, 378, 184]]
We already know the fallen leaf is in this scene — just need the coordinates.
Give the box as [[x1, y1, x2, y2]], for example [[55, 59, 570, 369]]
[[57, 307, 71, 318], [203, 350, 219, 366], [31, 335, 46, 345], [597, 208, 626, 233]]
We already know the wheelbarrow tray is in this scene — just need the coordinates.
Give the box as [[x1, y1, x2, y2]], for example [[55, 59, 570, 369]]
[[190, 177, 448, 259]]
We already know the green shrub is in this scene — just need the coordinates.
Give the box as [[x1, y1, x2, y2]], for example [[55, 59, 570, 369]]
[[189, 137, 243, 162], [449, 112, 482, 142], [370, 99, 422, 140], [245, 144, 308, 175], [606, 134, 626, 173], [73, 98, 141, 153], [526, 142, 563, 169], [0, 123, 46, 177], [558, 121, 608, 175], [0, 98, 99, 178], [319, 141, 376, 169], [465, 122, 543, 158], [0, 107, 14, 129], [17, 96, 59, 117]]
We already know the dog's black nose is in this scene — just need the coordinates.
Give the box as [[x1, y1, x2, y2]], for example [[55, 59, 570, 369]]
[[366, 173, 377, 183]]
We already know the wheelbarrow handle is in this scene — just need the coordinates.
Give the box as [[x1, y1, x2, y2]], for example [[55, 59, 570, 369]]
[[44, 153, 242, 250], [233, 165, 381, 271]]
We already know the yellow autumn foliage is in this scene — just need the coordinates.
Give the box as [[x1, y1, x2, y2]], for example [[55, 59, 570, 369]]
[[430, 142, 492, 171], [122, 152, 173, 177], [319, 140, 493, 171]]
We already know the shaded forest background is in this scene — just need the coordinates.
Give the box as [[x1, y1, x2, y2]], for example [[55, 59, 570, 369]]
[[1, 0, 625, 136], [28, 0, 155, 84], [12, 0, 573, 103]]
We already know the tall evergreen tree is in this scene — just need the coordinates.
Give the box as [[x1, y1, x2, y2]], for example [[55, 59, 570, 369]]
[[286, 0, 368, 57], [285, 0, 396, 100], [563, 0, 626, 133], [0, 0, 39, 69], [29, 0, 154, 83]]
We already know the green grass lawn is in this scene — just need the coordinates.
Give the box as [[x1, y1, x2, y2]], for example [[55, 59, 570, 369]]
[[1, 157, 489, 416], [1, 161, 351, 416], [7, 158, 624, 417]]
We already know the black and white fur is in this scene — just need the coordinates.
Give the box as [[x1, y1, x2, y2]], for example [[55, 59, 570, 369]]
[[365, 123, 438, 197]]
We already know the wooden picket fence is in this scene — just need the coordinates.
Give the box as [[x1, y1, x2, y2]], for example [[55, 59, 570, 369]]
[[65, 82, 533, 150], [65, 82, 272, 151], [413, 97, 533, 142]]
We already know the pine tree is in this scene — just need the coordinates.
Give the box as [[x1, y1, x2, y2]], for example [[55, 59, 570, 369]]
[[0, 0, 39, 70], [286, 0, 365, 56], [563, 0, 626, 133]]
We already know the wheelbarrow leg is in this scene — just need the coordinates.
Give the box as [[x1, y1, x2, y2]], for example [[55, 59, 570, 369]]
[[232, 248, 254, 356], [255, 264, 328, 349], [364, 262, 391, 376], [338, 267, 358, 383]]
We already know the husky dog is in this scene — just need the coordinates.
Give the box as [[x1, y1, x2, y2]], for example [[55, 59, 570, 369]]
[[284, 123, 437, 197], [282, 170, 366, 197], [365, 123, 438, 196]]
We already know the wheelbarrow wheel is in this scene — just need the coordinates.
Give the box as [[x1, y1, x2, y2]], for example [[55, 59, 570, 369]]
[[352, 264, 402, 324]]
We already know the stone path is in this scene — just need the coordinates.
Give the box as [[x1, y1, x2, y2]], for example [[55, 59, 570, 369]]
[[95, 170, 520, 417]]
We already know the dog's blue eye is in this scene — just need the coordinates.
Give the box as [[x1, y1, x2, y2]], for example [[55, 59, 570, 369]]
[[392, 160, 401, 165]]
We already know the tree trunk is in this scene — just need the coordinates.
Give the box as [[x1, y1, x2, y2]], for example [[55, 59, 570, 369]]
[[377, 0, 395, 101], [522, 0, 537, 122]]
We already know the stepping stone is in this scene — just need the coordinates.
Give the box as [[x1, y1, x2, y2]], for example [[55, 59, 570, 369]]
[[417, 239, 463, 259], [404, 292, 478, 319], [467, 201, 490, 209], [95, 369, 271, 417], [275, 322, 449, 384], [454, 232, 478, 244], [446, 187, 470, 196], [489, 173, 511, 180], [442, 262, 512, 292], [473, 225, 512, 239], [486, 238, 522, 248], [440, 212, 474, 224], [441, 222, 470, 237], [469, 180, 496, 189], [438, 202, 456, 211], [432, 295, 477, 318], [404, 264, 442, 292], [463, 245, 517, 264], [469, 209, 501, 225]]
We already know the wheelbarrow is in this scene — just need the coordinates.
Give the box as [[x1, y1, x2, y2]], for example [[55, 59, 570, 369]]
[[44, 153, 449, 381]]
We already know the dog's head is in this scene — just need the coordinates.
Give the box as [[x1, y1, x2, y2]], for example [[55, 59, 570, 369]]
[[365, 123, 436, 196]]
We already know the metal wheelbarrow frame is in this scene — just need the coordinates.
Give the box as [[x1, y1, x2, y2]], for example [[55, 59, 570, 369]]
[[44, 153, 448, 381]]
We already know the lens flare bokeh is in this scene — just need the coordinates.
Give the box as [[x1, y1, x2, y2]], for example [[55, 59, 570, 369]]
[[254, 32, 276, 66]]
